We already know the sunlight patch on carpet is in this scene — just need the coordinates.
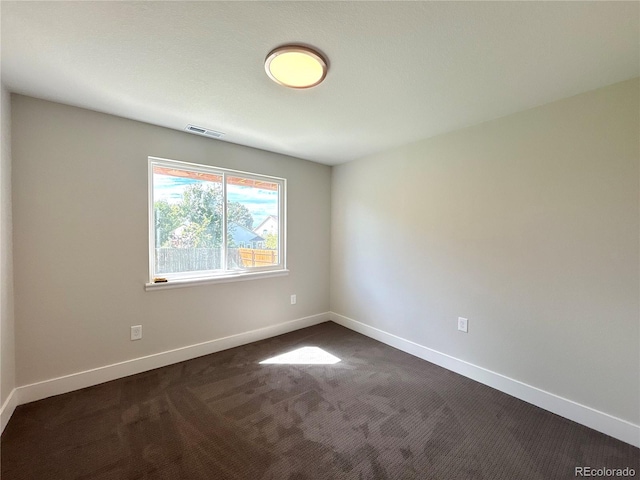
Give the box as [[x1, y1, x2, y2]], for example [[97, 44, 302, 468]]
[[259, 346, 341, 365]]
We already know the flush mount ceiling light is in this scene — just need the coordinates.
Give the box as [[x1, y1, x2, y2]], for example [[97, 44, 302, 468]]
[[265, 45, 328, 89]]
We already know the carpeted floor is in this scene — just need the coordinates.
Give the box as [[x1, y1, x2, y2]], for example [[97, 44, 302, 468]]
[[1, 322, 638, 479]]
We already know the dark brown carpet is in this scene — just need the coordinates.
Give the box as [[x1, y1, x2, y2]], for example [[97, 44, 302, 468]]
[[1, 322, 638, 479]]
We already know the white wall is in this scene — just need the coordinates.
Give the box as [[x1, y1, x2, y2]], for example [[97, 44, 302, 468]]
[[1, 84, 16, 411], [331, 79, 639, 425], [11, 95, 331, 387]]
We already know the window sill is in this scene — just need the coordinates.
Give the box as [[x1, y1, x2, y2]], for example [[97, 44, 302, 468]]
[[145, 269, 289, 291]]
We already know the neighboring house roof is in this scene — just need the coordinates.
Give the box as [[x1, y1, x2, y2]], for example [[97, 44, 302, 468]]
[[229, 222, 264, 244], [253, 215, 278, 235], [168, 222, 264, 245]]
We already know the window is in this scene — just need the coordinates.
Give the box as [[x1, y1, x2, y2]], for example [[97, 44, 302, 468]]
[[148, 157, 286, 286]]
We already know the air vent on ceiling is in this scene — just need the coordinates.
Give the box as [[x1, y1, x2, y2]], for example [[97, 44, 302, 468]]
[[186, 124, 225, 138]]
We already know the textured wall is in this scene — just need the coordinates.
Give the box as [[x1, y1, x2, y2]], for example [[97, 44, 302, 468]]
[[331, 79, 640, 424], [12, 96, 331, 386]]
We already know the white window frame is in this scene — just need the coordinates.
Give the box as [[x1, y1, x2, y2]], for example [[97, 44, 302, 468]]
[[146, 157, 287, 290]]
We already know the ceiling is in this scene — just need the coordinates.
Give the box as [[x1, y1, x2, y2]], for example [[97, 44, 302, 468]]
[[1, 2, 638, 165]]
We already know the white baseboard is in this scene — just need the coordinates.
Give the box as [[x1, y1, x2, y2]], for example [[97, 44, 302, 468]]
[[0, 388, 18, 434], [13, 312, 329, 410], [7, 311, 638, 448], [329, 311, 640, 448]]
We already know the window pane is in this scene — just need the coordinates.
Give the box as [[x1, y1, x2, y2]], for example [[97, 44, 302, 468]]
[[226, 176, 279, 270], [153, 166, 223, 275]]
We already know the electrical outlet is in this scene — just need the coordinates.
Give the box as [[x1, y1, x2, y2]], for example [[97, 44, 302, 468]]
[[131, 325, 142, 341], [458, 317, 468, 333], [291, 294, 297, 305]]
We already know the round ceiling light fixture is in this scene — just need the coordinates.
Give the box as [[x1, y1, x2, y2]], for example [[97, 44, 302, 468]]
[[265, 45, 328, 89]]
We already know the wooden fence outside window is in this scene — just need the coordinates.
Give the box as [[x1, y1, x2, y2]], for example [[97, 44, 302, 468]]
[[238, 248, 278, 267]]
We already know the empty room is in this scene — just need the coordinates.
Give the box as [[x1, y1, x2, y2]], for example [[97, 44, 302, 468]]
[[1, 2, 639, 479]]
